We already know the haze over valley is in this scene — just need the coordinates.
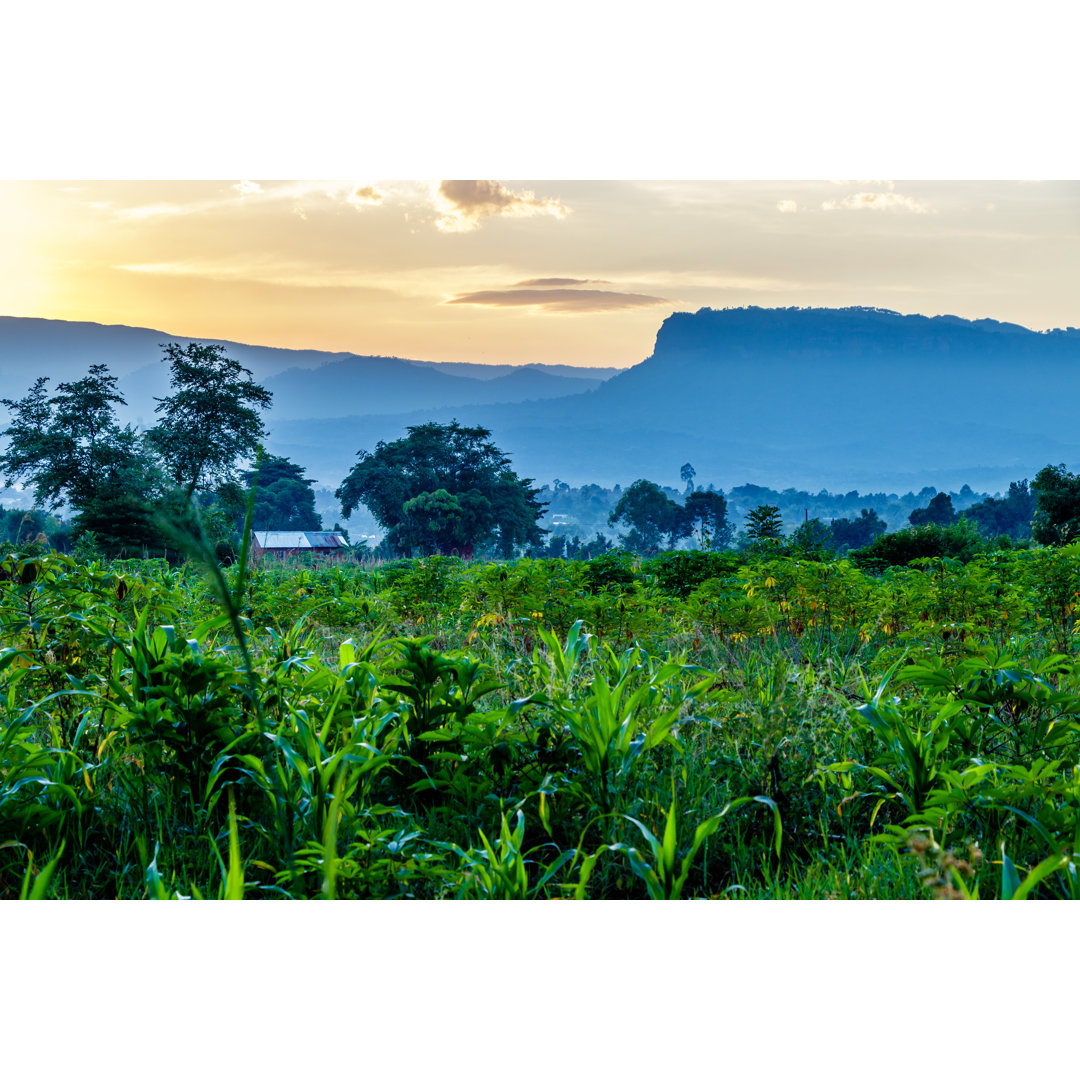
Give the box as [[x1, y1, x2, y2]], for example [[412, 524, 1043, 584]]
[[3, 305, 1080, 528]]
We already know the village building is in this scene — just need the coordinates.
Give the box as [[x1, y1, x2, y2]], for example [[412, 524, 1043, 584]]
[[251, 531, 350, 560]]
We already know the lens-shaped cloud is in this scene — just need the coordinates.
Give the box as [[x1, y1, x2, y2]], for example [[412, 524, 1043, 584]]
[[448, 287, 669, 312], [513, 277, 610, 286], [436, 180, 569, 231]]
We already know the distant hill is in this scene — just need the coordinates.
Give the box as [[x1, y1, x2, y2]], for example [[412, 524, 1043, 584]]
[[266, 307, 1080, 493], [261, 356, 605, 420], [401, 359, 623, 381], [0, 316, 618, 428], [8, 309, 1080, 501]]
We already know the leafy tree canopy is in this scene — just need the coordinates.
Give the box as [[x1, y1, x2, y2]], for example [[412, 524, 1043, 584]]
[[852, 520, 983, 569], [963, 480, 1035, 541], [682, 489, 732, 550], [335, 421, 544, 557], [241, 453, 322, 531], [829, 508, 886, 551], [790, 517, 832, 557], [0, 366, 167, 555], [147, 343, 272, 499], [608, 479, 689, 553], [744, 504, 784, 545], [0, 366, 155, 513], [1031, 465, 1080, 545], [909, 492, 957, 528]]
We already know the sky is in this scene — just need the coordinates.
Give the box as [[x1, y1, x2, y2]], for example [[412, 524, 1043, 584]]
[[2, 179, 1077, 369]]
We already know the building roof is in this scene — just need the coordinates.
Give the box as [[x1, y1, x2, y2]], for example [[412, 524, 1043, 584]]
[[253, 531, 350, 550]]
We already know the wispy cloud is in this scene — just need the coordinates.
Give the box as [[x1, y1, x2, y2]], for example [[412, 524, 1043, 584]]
[[447, 287, 668, 312], [776, 200, 798, 213], [513, 276, 609, 287], [111, 181, 384, 222], [435, 180, 569, 232], [822, 191, 930, 213], [114, 257, 402, 294]]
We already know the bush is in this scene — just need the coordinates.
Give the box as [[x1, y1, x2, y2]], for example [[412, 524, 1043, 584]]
[[582, 550, 637, 592], [851, 520, 984, 569], [644, 549, 742, 598]]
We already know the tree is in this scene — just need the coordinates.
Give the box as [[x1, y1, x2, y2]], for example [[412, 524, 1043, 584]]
[[744, 504, 784, 545], [963, 481, 1035, 540], [909, 492, 957, 527], [1031, 465, 1080, 545], [680, 462, 696, 496], [0, 366, 141, 509], [0, 366, 166, 552], [681, 489, 732, 549], [790, 516, 832, 556], [829, 508, 886, 550], [335, 421, 544, 557], [241, 453, 322, 531], [147, 343, 272, 499], [852, 520, 983, 568], [608, 479, 688, 553]]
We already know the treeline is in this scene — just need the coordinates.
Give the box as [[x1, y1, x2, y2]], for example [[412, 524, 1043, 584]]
[[532, 474, 1043, 559]]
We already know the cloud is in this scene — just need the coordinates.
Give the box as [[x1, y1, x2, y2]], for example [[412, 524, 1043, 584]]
[[821, 191, 930, 213], [512, 277, 609, 287], [435, 180, 569, 232], [114, 202, 186, 221], [447, 288, 668, 312], [349, 185, 383, 206], [111, 181, 381, 222], [776, 200, 798, 213]]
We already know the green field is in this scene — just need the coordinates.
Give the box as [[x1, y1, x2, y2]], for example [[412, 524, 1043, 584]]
[[4, 542, 1080, 900]]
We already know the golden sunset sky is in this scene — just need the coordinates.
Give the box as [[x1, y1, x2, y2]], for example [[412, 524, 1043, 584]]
[[2, 179, 1078, 368]]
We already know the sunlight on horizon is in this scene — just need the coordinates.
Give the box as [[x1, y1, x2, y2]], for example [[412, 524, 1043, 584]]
[[2, 180, 1077, 365]]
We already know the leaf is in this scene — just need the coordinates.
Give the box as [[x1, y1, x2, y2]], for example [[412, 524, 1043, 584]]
[[22, 842, 65, 901], [225, 789, 244, 900], [1000, 843, 1021, 900]]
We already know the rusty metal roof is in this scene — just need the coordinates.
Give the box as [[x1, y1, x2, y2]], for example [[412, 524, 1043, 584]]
[[252, 532, 349, 550]]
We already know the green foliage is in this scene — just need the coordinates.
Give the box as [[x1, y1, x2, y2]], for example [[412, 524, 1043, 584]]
[[744, 504, 784, 546], [1032, 464, 1080, 545], [0, 366, 163, 552], [909, 492, 957, 527], [241, 453, 321, 531], [608, 479, 689, 553], [963, 480, 1035, 541], [852, 519, 984, 569], [645, 550, 741, 598], [147, 342, 273, 499], [682, 489, 733, 549], [335, 421, 544, 557], [3, 539, 1080, 900], [828, 509, 886, 551]]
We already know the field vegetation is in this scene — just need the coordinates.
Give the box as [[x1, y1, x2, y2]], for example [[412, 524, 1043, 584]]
[[4, 534, 1080, 900]]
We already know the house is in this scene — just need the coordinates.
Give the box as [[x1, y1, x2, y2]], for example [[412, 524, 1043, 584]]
[[251, 531, 350, 560]]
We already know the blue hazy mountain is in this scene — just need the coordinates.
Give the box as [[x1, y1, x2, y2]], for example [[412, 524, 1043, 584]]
[[6, 308, 1080, 496], [260, 357, 605, 420], [267, 307, 1080, 493], [0, 316, 617, 428]]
